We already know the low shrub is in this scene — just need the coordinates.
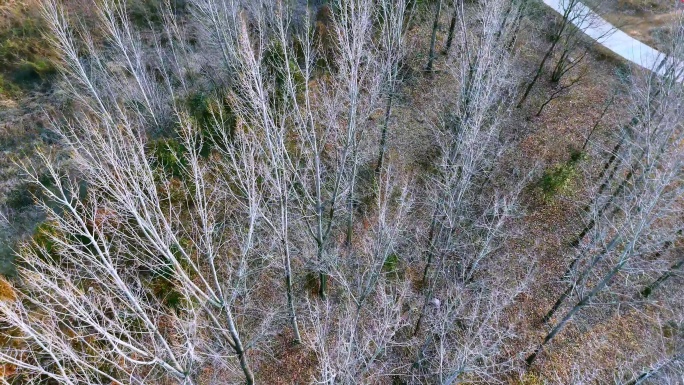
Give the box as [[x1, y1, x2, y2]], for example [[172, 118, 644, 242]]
[[149, 138, 188, 179], [5, 183, 37, 211], [0, 4, 56, 93], [383, 253, 400, 274], [538, 149, 586, 199], [539, 163, 576, 197], [0, 74, 20, 97], [127, 0, 187, 28], [185, 91, 235, 155]]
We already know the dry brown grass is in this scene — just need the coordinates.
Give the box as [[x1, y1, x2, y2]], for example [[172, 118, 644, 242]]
[[0, 1, 677, 383], [0, 363, 17, 379], [0, 276, 16, 301], [256, 330, 318, 384]]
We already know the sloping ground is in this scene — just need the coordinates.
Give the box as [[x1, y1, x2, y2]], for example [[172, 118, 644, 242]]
[[603, 10, 682, 49], [0, 2, 679, 383], [0, 0, 60, 275], [587, 0, 681, 51], [543, 0, 682, 79]]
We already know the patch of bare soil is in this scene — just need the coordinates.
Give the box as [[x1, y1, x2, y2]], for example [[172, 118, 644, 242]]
[[605, 10, 682, 50], [589, 0, 682, 51]]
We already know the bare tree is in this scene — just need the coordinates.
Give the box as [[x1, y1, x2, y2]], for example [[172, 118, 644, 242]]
[[306, 168, 413, 384], [442, 1, 458, 56], [194, 0, 387, 300], [426, 0, 443, 72], [375, 0, 410, 174], [212, 0, 312, 344], [0, 1, 292, 383], [517, 0, 611, 108], [527, 40, 684, 366], [328, 0, 385, 248], [1, 113, 268, 384], [408, 1, 531, 383], [416, 0, 525, 310]]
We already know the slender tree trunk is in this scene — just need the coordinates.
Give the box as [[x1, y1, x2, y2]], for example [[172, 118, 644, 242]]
[[313, 146, 328, 300], [626, 371, 653, 385], [541, 252, 590, 323], [318, 243, 327, 300], [506, 0, 527, 50], [426, 0, 443, 72], [641, 257, 684, 298], [570, 166, 634, 248], [346, 150, 358, 246], [528, 260, 625, 366], [581, 94, 615, 151], [550, 48, 571, 83], [411, 334, 434, 371], [345, 187, 354, 247], [414, 213, 439, 336], [283, 238, 302, 343], [517, 39, 558, 108], [224, 309, 255, 385], [544, 233, 622, 323], [345, 84, 361, 246], [278, 176, 302, 343], [625, 370, 653, 385], [527, 298, 582, 367], [624, 354, 683, 385], [413, 292, 429, 336], [535, 87, 562, 116], [541, 279, 574, 324], [573, 120, 641, 230], [422, 213, 438, 285], [238, 348, 255, 385], [595, 133, 626, 189], [517, 2, 574, 107], [376, 92, 394, 174], [574, 103, 669, 241], [442, 8, 457, 55]]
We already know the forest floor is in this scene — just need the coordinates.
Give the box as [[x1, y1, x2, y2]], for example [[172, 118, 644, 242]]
[[390, 3, 666, 383], [0, 0, 678, 383], [0, 0, 59, 274]]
